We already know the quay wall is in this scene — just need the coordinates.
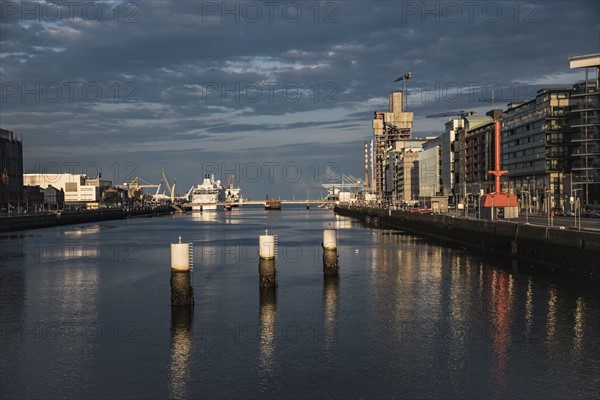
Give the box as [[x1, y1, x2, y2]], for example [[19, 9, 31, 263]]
[[335, 205, 599, 277], [0, 206, 173, 233]]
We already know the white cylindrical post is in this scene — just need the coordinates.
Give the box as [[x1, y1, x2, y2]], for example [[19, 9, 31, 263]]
[[171, 235, 191, 271], [259, 230, 276, 259], [322, 229, 337, 251]]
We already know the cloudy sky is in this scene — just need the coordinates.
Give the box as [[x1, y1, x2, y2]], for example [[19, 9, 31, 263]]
[[1, 0, 598, 198]]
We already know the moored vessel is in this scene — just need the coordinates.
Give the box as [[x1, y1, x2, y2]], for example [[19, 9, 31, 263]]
[[191, 174, 223, 211], [264, 196, 281, 210]]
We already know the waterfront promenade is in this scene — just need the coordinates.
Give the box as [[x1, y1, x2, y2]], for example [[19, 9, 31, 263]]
[[0, 206, 172, 233], [335, 204, 600, 277]]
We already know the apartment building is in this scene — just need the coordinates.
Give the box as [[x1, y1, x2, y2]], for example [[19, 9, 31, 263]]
[[501, 88, 574, 210]]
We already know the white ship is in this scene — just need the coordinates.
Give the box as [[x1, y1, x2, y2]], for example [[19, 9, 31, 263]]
[[224, 175, 242, 207], [191, 174, 223, 211]]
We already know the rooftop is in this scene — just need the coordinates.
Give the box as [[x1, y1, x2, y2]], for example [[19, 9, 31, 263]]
[[569, 53, 600, 69]]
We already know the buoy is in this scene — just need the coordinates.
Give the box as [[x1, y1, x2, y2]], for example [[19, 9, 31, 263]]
[[171, 235, 191, 271], [322, 229, 337, 251], [259, 229, 276, 260]]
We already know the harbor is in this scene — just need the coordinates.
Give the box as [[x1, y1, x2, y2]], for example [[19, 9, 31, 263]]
[[1, 2, 599, 398], [1, 206, 599, 399]]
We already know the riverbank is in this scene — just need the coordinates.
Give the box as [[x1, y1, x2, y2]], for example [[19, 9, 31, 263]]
[[335, 204, 599, 278], [0, 206, 174, 233]]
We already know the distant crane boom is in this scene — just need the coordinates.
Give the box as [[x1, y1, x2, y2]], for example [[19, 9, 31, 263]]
[[161, 169, 176, 202], [426, 110, 476, 119]]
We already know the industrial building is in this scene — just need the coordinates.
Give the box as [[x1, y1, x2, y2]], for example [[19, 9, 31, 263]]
[[384, 139, 427, 204], [0, 128, 24, 210], [23, 173, 112, 207], [372, 91, 414, 195]]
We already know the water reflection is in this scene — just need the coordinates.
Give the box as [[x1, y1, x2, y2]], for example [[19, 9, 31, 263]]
[[258, 288, 276, 373], [525, 277, 534, 336], [169, 305, 193, 400], [333, 216, 352, 229], [547, 287, 558, 342], [258, 259, 276, 288], [64, 225, 101, 236], [36, 243, 100, 262], [323, 275, 339, 348], [191, 212, 218, 222], [572, 297, 585, 357], [490, 269, 513, 398], [25, 261, 100, 398], [170, 271, 194, 306], [2, 211, 600, 399], [322, 249, 338, 276], [223, 211, 242, 224]]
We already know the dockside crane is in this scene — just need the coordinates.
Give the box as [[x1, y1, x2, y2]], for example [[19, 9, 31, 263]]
[[161, 169, 176, 202], [126, 177, 160, 201], [477, 89, 525, 107], [425, 110, 477, 119]]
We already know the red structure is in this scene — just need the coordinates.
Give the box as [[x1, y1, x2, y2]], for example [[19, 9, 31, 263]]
[[480, 120, 518, 209]]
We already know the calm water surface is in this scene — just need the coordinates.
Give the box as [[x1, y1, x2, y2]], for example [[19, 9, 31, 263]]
[[1, 206, 599, 399]]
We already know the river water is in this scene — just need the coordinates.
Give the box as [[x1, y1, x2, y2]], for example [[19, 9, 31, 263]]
[[1, 206, 599, 399]]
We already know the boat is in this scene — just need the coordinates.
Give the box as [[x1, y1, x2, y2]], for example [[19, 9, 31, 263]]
[[190, 174, 223, 211], [224, 174, 242, 207], [224, 203, 232, 211], [264, 196, 281, 210]]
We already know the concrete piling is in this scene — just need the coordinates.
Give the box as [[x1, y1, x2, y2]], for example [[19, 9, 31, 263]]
[[322, 229, 337, 251], [323, 249, 339, 276], [171, 235, 191, 271], [170, 235, 194, 306], [171, 270, 194, 306], [259, 230, 276, 260], [259, 258, 277, 288], [322, 228, 339, 275]]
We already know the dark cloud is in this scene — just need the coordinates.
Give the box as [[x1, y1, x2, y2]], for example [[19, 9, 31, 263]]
[[2, 0, 598, 197]]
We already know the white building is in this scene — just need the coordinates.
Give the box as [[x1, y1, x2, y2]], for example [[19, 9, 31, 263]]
[[23, 173, 111, 204], [441, 119, 463, 198], [385, 139, 426, 203], [419, 137, 442, 197]]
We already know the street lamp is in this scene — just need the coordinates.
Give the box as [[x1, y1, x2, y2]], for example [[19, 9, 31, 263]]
[[545, 190, 553, 226], [521, 190, 530, 224], [572, 188, 582, 231]]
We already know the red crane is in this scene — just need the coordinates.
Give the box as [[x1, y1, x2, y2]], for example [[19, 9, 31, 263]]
[[480, 120, 518, 217]]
